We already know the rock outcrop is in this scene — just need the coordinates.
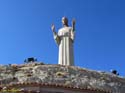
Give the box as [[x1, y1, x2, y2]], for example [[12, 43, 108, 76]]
[[0, 63, 125, 93]]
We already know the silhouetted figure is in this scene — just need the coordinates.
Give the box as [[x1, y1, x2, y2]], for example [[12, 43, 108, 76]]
[[111, 69, 119, 75], [24, 57, 37, 63]]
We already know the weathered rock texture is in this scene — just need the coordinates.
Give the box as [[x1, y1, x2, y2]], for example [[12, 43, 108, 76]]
[[0, 63, 125, 93]]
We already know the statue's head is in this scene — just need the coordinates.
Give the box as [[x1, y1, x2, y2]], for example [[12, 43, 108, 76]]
[[62, 17, 68, 26]]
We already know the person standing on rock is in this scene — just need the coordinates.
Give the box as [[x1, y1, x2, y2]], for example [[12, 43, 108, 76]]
[[51, 17, 76, 66]]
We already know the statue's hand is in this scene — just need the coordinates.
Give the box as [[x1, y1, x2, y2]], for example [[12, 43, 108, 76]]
[[72, 19, 76, 31], [72, 19, 76, 27], [51, 24, 55, 32]]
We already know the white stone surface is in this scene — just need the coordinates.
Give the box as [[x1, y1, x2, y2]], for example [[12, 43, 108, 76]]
[[53, 26, 75, 66]]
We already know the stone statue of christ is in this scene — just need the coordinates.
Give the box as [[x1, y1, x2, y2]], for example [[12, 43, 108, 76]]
[[51, 17, 76, 66]]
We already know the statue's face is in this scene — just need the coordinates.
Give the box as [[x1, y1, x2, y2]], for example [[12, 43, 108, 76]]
[[62, 17, 68, 25]]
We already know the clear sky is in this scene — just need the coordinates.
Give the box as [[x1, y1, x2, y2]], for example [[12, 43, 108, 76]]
[[0, 0, 125, 76]]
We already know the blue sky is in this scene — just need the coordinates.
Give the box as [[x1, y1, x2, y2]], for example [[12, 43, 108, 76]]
[[0, 0, 125, 76]]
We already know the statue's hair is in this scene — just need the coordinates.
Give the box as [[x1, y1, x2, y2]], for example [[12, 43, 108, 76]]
[[62, 16, 68, 22]]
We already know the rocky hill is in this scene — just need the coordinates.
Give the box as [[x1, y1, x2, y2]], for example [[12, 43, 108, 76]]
[[0, 62, 125, 93]]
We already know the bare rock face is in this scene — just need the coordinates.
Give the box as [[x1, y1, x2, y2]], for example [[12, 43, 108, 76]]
[[0, 63, 125, 93]]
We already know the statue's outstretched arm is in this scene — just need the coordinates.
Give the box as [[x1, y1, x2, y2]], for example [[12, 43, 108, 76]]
[[72, 19, 76, 32], [53, 31, 61, 45], [71, 28, 75, 42], [71, 19, 76, 42], [51, 24, 61, 45]]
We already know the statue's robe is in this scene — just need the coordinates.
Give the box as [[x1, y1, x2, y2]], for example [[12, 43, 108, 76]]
[[53, 27, 75, 66]]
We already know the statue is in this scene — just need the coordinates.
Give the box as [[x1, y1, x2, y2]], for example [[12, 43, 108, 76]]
[[51, 17, 76, 66]]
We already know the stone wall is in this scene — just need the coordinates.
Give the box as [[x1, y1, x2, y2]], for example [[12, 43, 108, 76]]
[[0, 63, 125, 93]]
